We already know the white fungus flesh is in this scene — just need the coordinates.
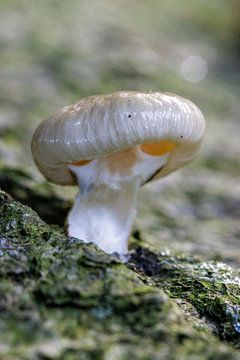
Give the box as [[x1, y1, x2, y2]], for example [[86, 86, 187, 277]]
[[31, 91, 205, 258]]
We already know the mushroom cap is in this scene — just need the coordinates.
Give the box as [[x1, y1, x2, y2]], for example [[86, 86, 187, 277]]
[[31, 91, 205, 185]]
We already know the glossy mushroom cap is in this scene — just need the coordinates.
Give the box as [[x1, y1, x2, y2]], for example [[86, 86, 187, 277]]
[[31, 91, 205, 185]]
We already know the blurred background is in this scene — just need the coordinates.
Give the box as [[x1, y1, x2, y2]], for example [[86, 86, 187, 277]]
[[0, 0, 239, 265]]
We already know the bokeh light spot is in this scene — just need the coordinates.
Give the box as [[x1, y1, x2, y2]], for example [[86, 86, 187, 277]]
[[181, 55, 208, 83]]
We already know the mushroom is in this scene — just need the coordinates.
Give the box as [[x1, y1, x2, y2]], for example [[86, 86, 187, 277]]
[[31, 91, 205, 258]]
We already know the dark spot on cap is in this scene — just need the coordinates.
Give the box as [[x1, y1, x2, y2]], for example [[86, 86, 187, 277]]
[[128, 114, 132, 118]]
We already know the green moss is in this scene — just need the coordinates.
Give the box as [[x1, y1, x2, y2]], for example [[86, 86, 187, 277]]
[[129, 248, 240, 348], [0, 189, 50, 241], [0, 190, 239, 359]]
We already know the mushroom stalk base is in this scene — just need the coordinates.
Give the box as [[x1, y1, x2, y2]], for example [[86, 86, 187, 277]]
[[67, 177, 141, 257]]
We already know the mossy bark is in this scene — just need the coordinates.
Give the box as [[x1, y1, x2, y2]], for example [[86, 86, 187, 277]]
[[0, 168, 240, 359]]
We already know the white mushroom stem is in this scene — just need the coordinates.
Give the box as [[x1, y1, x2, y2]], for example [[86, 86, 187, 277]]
[[67, 148, 170, 258], [67, 176, 141, 256]]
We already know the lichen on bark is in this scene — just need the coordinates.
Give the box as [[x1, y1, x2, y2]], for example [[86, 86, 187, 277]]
[[129, 247, 240, 348], [0, 169, 240, 359]]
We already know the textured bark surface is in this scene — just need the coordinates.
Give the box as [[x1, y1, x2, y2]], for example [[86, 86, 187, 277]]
[[0, 169, 240, 359]]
